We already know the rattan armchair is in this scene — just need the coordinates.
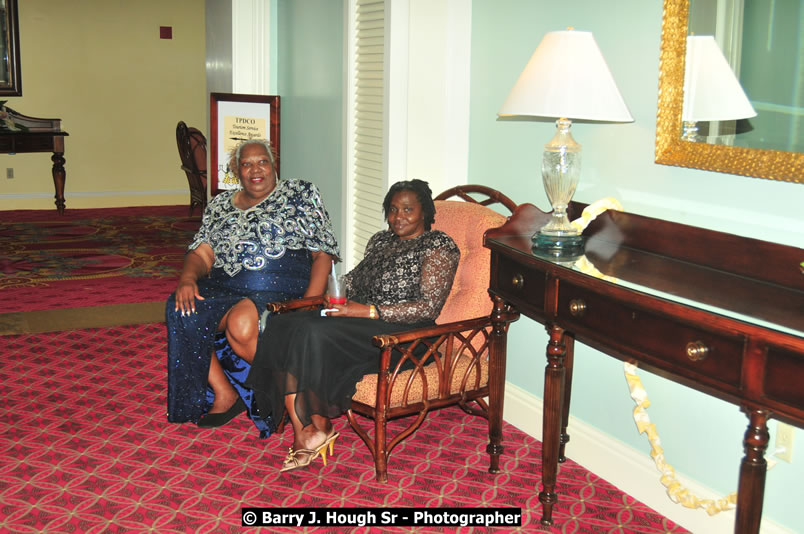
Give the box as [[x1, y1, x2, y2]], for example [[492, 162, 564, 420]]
[[268, 185, 520, 481]]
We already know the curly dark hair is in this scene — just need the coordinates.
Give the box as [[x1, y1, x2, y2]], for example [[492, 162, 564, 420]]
[[382, 179, 436, 231]]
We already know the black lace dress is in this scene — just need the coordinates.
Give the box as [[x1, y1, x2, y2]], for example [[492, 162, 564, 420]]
[[245, 229, 459, 426]]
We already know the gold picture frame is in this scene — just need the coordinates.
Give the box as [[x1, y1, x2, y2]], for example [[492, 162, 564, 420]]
[[654, 0, 803, 184]]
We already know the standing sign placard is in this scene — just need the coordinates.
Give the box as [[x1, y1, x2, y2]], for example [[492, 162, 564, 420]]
[[210, 93, 280, 196]]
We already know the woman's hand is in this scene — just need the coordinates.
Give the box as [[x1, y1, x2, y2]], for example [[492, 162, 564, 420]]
[[175, 277, 205, 315], [173, 245, 213, 315], [325, 299, 371, 318]]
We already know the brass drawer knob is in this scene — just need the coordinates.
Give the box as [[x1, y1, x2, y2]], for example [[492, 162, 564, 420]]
[[686, 341, 709, 361], [512, 273, 525, 290], [569, 299, 587, 317]]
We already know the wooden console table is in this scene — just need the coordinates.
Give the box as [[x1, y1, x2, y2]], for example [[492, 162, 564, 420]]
[[0, 108, 68, 214], [484, 203, 804, 534]]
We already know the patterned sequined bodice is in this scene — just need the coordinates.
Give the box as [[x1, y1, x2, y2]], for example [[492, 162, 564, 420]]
[[189, 179, 339, 277]]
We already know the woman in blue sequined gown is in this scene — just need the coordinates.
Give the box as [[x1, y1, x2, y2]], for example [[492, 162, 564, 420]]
[[166, 140, 339, 437]]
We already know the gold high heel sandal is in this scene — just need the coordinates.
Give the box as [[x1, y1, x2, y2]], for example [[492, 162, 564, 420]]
[[280, 432, 340, 473]]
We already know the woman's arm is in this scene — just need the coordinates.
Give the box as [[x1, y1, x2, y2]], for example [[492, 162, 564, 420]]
[[304, 251, 333, 297], [174, 243, 215, 315], [329, 243, 460, 322]]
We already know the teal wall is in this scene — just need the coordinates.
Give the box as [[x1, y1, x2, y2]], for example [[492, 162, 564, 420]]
[[469, 1, 803, 531], [276, 0, 345, 243]]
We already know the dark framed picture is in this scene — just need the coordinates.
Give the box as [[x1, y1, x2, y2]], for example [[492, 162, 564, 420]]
[[0, 0, 22, 96], [209, 92, 280, 196]]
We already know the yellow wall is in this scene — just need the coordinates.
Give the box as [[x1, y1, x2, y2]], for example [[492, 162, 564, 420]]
[[0, 0, 207, 210]]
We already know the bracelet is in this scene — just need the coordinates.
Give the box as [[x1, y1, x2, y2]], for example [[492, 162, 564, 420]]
[[369, 304, 377, 319]]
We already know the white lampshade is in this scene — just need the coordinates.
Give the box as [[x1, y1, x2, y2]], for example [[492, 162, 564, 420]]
[[683, 35, 757, 122], [498, 30, 633, 122]]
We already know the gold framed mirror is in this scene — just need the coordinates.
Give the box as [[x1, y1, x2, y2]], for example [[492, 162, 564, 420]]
[[655, 0, 803, 184]]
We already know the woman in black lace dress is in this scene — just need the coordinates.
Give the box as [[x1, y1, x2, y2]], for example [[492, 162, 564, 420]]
[[246, 179, 460, 472]]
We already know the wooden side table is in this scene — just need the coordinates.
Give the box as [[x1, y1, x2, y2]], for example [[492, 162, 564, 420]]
[[485, 202, 804, 534], [0, 108, 68, 214]]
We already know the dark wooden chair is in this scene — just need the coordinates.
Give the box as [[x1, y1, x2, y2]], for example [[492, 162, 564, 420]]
[[176, 121, 208, 216], [268, 185, 520, 481]]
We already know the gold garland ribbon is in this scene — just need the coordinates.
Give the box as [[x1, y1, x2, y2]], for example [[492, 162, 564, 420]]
[[624, 363, 737, 515], [570, 198, 738, 516], [569, 196, 624, 234], [569, 197, 622, 283]]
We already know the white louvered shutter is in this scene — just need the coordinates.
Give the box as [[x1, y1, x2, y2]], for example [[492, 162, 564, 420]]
[[351, 0, 386, 265]]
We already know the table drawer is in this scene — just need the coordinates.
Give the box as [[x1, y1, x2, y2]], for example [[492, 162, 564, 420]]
[[765, 346, 804, 413], [557, 281, 745, 388], [492, 254, 547, 316], [13, 136, 56, 152]]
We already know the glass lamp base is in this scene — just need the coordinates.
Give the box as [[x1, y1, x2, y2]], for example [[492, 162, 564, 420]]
[[531, 232, 585, 261]]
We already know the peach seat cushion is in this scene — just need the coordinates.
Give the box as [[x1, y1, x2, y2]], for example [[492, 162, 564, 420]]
[[431, 201, 507, 324], [352, 200, 507, 408]]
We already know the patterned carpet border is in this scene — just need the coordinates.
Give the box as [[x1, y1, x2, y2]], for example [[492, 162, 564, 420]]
[[0, 323, 690, 533]]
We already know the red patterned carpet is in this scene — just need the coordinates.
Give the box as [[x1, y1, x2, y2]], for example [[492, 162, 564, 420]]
[[0, 206, 199, 312], [0, 323, 690, 533]]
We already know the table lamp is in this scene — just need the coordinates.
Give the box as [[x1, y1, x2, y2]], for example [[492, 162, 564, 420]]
[[498, 29, 633, 258], [682, 35, 757, 142]]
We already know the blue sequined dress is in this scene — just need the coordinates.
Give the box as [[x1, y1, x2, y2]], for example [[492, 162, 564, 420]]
[[166, 179, 339, 437]]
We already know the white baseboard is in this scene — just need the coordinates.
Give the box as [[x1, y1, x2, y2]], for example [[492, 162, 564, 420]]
[[503, 382, 793, 534], [0, 190, 190, 210]]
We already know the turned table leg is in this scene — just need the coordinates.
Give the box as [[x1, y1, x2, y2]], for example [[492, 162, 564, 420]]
[[487, 296, 509, 473], [52, 151, 66, 214], [735, 408, 770, 534], [559, 335, 574, 463], [539, 323, 567, 526]]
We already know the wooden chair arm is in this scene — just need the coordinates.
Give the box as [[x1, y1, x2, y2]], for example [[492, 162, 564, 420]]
[[266, 295, 326, 313], [371, 312, 519, 349]]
